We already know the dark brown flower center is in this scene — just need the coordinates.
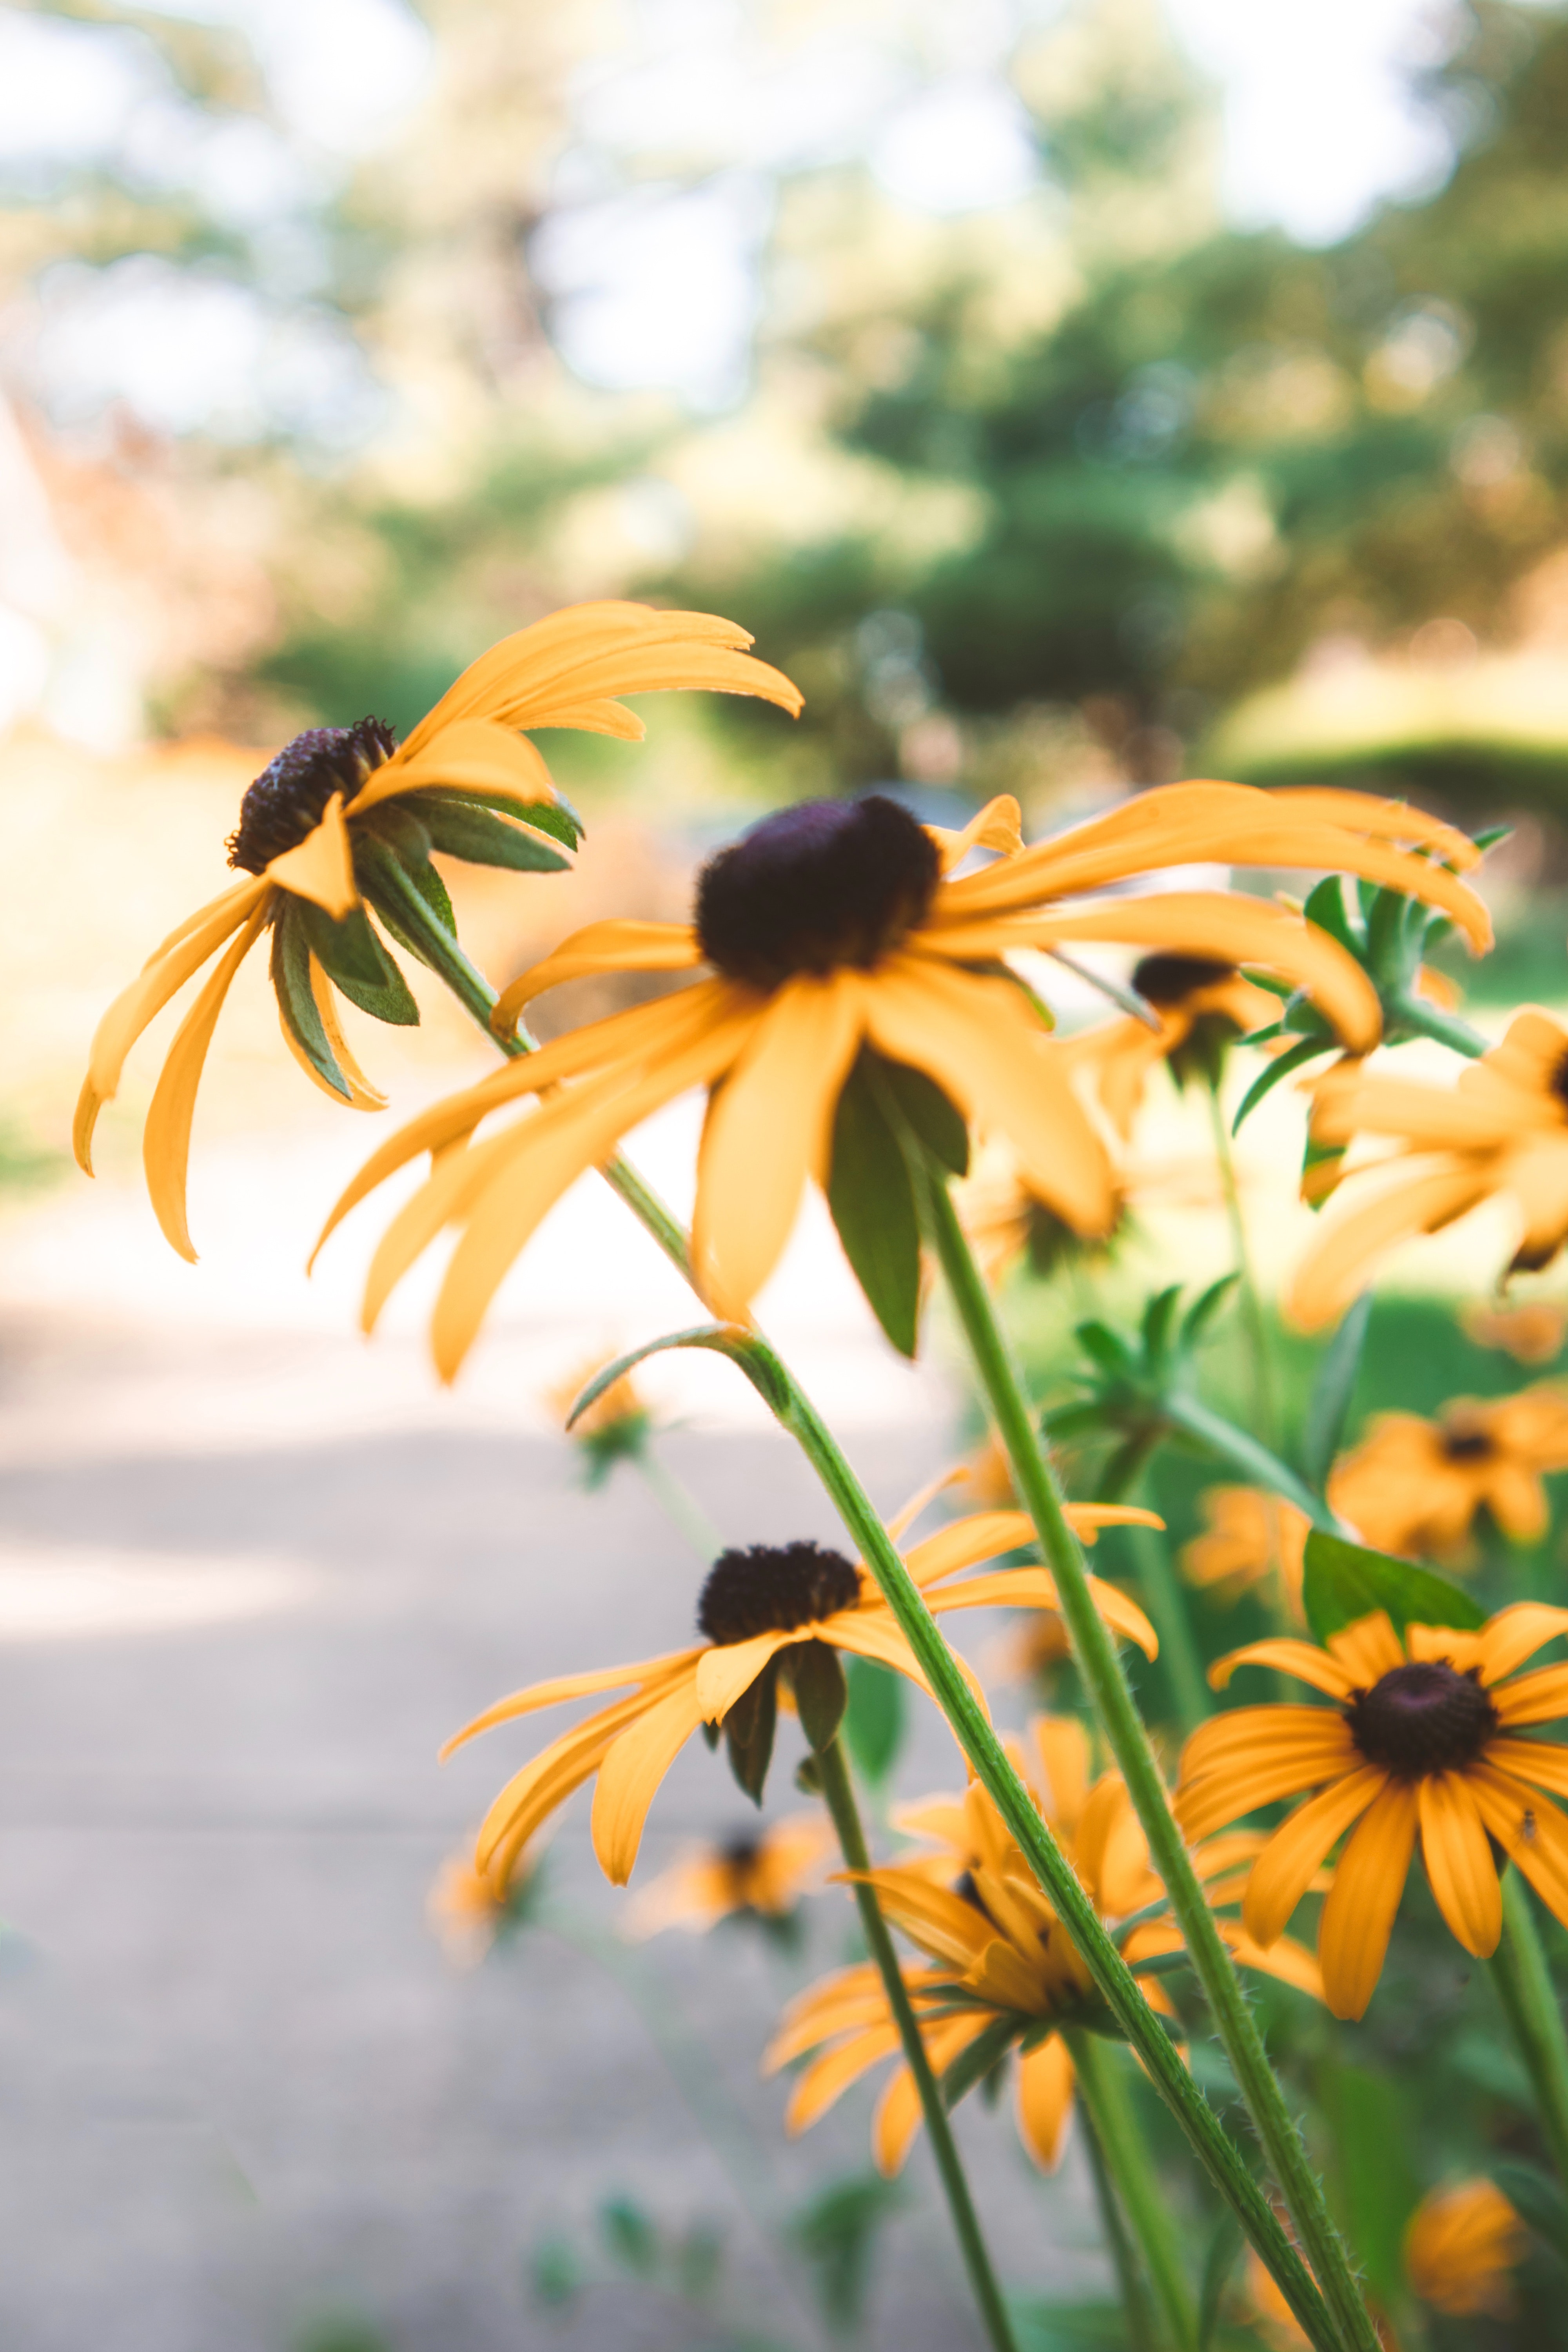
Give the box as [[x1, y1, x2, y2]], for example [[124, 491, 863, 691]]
[[719, 1831, 765, 1873], [227, 717, 397, 874], [697, 1542, 861, 1644], [1131, 953, 1235, 1007], [1441, 1425, 1494, 1462], [1345, 1659, 1497, 1776], [695, 795, 939, 991], [1552, 1047, 1568, 1112]]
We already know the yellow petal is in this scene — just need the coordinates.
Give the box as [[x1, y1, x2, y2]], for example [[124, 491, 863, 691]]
[[1243, 1768, 1386, 1946], [141, 897, 272, 1259], [1419, 1772, 1502, 1957], [1285, 1159, 1494, 1332], [352, 717, 557, 816], [1016, 2033, 1076, 2171], [927, 794, 1024, 873], [1181, 1705, 1356, 1778], [902, 1511, 1037, 1587], [1493, 1662, 1568, 1728], [925, 1568, 1158, 1659], [265, 793, 358, 918], [873, 2012, 993, 2176], [472, 1692, 654, 1873], [784, 2021, 904, 2136], [492, 921, 703, 1033], [439, 1649, 697, 1759], [590, 1675, 710, 1885], [1477, 1604, 1568, 1686], [693, 1633, 789, 1723], [308, 956, 387, 1109], [1207, 1640, 1358, 1697], [74, 876, 271, 1175], [1316, 1778, 1419, 2020], [1466, 1765, 1568, 1926], [691, 971, 866, 1316], [1483, 1738, 1568, 1798]]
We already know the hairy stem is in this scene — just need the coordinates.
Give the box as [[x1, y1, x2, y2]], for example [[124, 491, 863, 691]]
[[815, 1737, 1019, 2352], [1067, 2030, 1198, 2352], [1487, 1868, 1568, 2188]]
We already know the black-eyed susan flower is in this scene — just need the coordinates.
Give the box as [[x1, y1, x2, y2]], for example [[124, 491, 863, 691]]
[[440, 1506, 1159, 1894], [1462, 1296, 1568, 1364], [1066, 954, 1281, 1140], [1287, 1009, 1568, 1330], [765, 1714, 1321, 2177], [1176, 1602, 1568, 2019], [1327, 1387, 1568, 1561], [1182, 1487, 1310, 1616], [623, 1815, 830, 1937], [1403, 2179, 1526, 2317], [955, 1133, 1127, 1286], [74, 603, 800, 1258], [317, 782, 1488, 1376]]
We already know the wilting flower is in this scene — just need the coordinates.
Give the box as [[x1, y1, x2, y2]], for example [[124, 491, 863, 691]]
[[1067, 954, 1280, 1138], [1177, 1602, 1568, 2018], [766, 1714, 1321, 2176], [442, 1507, 1159, 1893], [1327, 1387, 1568, 1560], [74, 603, 799, 1258], [1403, 2179, 1526, 2316], [1287, 1010, 1568, 1330], [1462, 1297, 1568, 1364], [318, 782, 1486, 1375], [624, 1815, 830, 1937], [1182, 1486, 1309, 1615]]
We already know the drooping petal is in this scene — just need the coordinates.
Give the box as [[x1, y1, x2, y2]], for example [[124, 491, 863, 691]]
[[1316, 1779, 1419, 2020], [928, 795, 1024, 873], [1016, 2034, 1076, 2171], [764, 1964, 895, 2070], [74, 875, 272, 1175], [691, 971, 866, 1314], [1477, 1603, 1568, 1686], [1218, 1924, 1327, 2001], [693, 1633, 791, 1723], [472, 1688, 660, 1871], [308, 956, 387, 1109], [492, 921, 704, 1033], [924, 1568, 1158, 1659], [1207, 1641, 1359, 1697], [142, 896, 272, 1259], [264, 793, 358, 917], [1465, 1765, 1568, 1926], [1243, 1768, 1387, 1946], [1419, 1772, 1503, 1956], [591, 1676, 711, 1885], [851, 1867, 998, 1971], [439, 1650, 697, 1759], [1285, 1160, 1495, 1332], [784, 2021, 904, 2136]]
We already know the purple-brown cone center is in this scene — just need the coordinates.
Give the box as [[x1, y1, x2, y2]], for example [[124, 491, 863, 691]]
[[1441, 1426, 1495, 1462], [227, 717, 397, 874], [695, 795, 939, 991], [1130, 953, 1234, 1006], [1345, 1659, 1497, 1777], [697, 1542, 860, 1645]]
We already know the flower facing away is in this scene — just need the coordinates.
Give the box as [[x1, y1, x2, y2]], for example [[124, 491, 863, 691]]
[[546, 1353, 652, 1486], [954, 1133, 1127, 1286], [1287, 1010, 1568, 1330], [1462, 1296, 1568, 1365], [315, 782, 1488, 1376], [1181, 1486, 1309, 1615], [1327, 1387, 1568, 1561], [427, 1835, 544, 1965], [1176, 1602, 1568, 2019], [1403, 2178, 1526, 2317], [623, 1814, 831, 1937], [764, 1714, 1322, 2178], [440, 1506, 1160, 1893], [73, 603, 800, 1258], [1065, 953, 1281, 1140]]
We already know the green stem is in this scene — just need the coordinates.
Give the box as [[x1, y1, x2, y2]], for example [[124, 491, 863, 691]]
[[921, 1172, 1380, 2352], [1384, 989, 1489, 1061], [1073, 2058, 1161, 2352], [1067, 2031, 1198, 2352], [1163, 1394, 1331, 1530], [814, 1737, 1019, 2352], [1205, 1078, 1278, 1451], [636, 1448, 722, 1562], [1487, 1868, 1568, 2187], [393, 883, 1350, 2352], [1123, 1517, 1210, 1736]]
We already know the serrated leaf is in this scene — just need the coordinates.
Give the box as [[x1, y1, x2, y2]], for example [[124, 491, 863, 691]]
[[788, 1640, 848, 1753], [875, 1054, 969, 1176], [827, 1058, 922, 1358], [269, 901, 353, 1100], [565, 1323, 792, 1426], [1232, 1034, 1325, 1134], [843, 1655, 905, 1784], [1302, 1291, 1372, 1491], [298, 899, 420, 1024], [1301, 1529, 1484, 1644], [398, 790, 572, 873]]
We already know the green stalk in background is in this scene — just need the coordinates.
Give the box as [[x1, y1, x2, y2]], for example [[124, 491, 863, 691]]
[[388, 882, 1353, 2352], [1090, 1436, 1209, 1736], [815, 1737, 1021, 2352], [1205, 1076, 1279, 1452], [1066, 2029, 1198, 2352], [921, 1168, 1381, 2352], [1487, 1868, 1568, 2189], [1074, 2065, 1161, 2352]]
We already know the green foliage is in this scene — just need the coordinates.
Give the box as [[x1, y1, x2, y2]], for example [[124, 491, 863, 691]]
[[1301, 1291, 1375, 1492], [790, 2172, 903, 2336], [842, 1654, 906, 1784], [1301, 1530, 1485, 1643], [788, 1641, 848, 1753], [826, 1054, 925, 1358], [297, 899, 419, 1024]]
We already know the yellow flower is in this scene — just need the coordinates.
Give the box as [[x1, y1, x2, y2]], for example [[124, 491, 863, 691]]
[[1327, 1386, 1568, 1560], [1066, 955, 1281, 1140], [1181, 1486, 1309, 1616], [1403, 2178, 1526, 2317], [317, 782, 1486, 1376], [73, 603, 800, 1258], [1462, 1297, 1568, 1364], [765, 1713, 1321, 2177], [427, 1836, 543, 1964], [955, 1133, 1126, 1285], [623, 1815, 831, 1936], [1288, 1009, 1568, 1330], [441, 1506, 1160, 1893], [1176, 1602, 1568, 2019]]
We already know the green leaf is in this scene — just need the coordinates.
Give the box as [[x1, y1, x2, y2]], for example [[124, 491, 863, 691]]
[[298, 900, 420, 1025], [827, 1056, 922, 1357], [1231, 1034, 1325, 1134], [1321, 2063, 1418, 2308], [1077, 1321, 1134, 1378], [269, 902, 354, 1101], [1180, 1272, 1239, 1351], [874, 1053, 969, 1176], [565, 1323, 792, 1425], [1142, 1285, 1182, 1364], [411, 784, 583, 850], [1301, 1529, 1484, 1644], [1489, 2159, 1568, 2267], [843, 1655, 906, 1784], [723, 1659, 779, 1804], [599, 2195, 660, 2276], [1303, 873, 1359, 950], [397, 789, 572, 872], [1302, 1291, 1372, 1491], [939, 2013, 1022, 2111], [1197, 2212, 1243, 2351], [358, 809, 457, 951], [791, 2173, 904, 2334], [788, 1641, 848, 1753]]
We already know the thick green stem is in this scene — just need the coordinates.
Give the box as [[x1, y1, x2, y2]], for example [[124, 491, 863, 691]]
[[1206, 1078, 1278, 1452], [815, 1737, 1019, 2352], [1383, 989, 1489, 1062], [1067, 2030, 1198, 2352], [923, 1174, 1380, 2352], [396, 885, 1349, 2352], [1487, 1868, 1568, 2187]]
